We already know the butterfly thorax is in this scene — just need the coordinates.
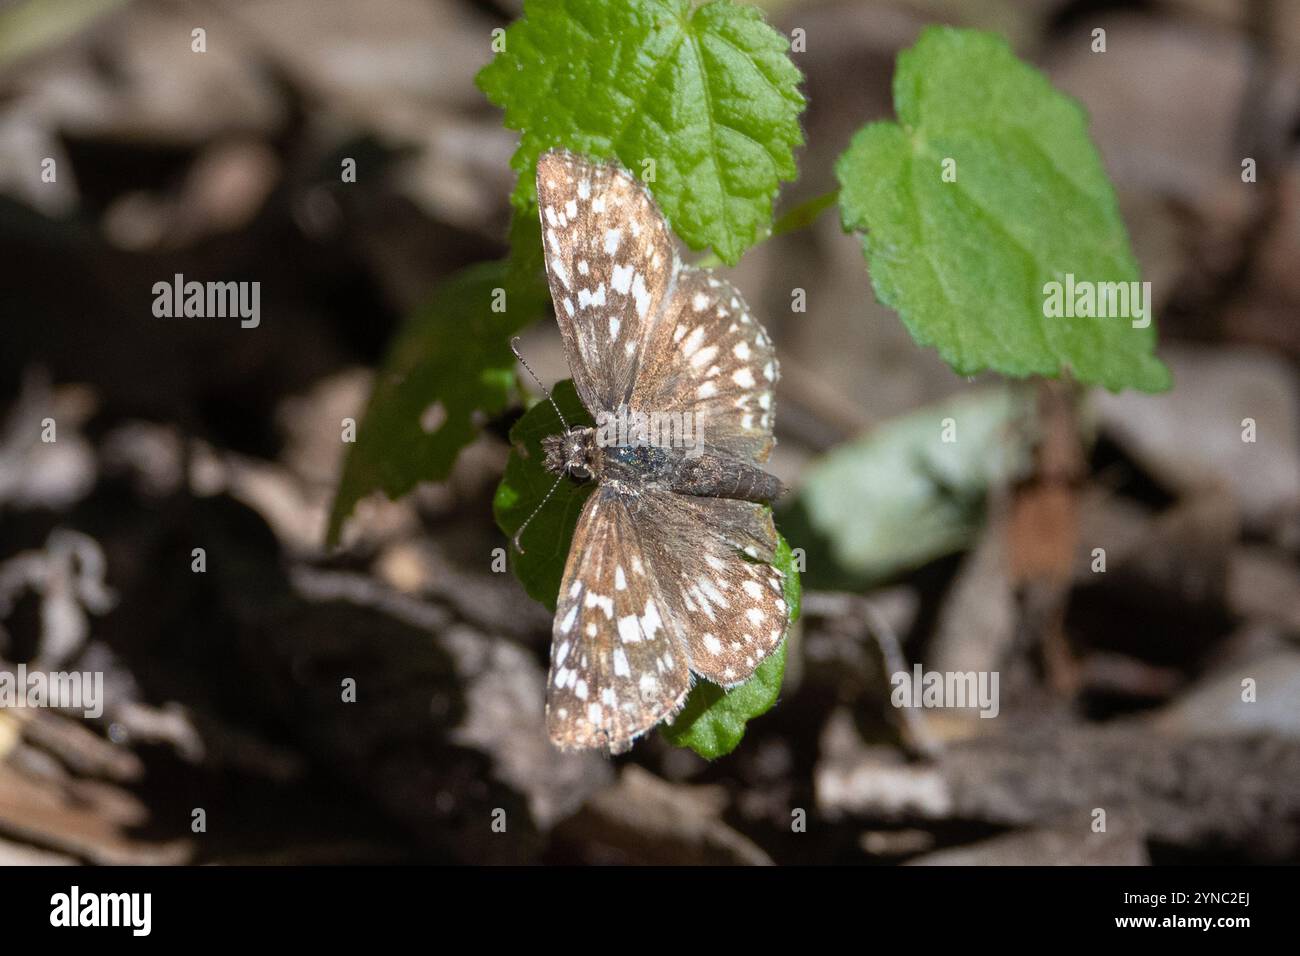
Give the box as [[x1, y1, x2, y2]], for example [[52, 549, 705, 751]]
[[541, 426, 783, 505]]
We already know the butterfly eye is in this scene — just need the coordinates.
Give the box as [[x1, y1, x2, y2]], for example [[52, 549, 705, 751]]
[[569, 463, 591, 480]]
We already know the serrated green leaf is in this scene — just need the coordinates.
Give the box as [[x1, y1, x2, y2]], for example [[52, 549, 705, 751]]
[[494, 382, 800, 757], [780, 387, 1034, 588], [476, 0, 805, 265], [327, 238, 550, 547], [835, 26, 1170, 393], [660, 533, 800, 759]]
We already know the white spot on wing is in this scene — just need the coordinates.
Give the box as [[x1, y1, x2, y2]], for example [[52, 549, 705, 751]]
[[577, 285, 607, 310], [631, 272, 650, 318], [618, 615, 641, 644], [546, 230, 570, 289], [641, 599, 663, 639], [584, 591, 613, 618], [611, 263, 633, 295], [681, 326, 705, 357], [690, 344, 718, 369]]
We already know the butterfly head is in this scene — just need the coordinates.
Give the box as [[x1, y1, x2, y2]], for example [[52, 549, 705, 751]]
[[542, 427, 597, 481]]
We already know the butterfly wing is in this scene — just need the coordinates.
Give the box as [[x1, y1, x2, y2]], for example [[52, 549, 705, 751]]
[[547, 486, 692, 753], [535, 150, 677, 415], [629, 267, 778, 463], [639, 489, 788, 688]]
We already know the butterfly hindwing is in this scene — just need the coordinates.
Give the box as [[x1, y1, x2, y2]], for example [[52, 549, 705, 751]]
[[547, 487, 691, 752], [638, 490, 787, 688]]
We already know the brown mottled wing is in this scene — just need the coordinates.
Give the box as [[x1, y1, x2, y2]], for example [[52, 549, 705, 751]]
[[629, 268, 778, 463], [547, 486, 691, 753], [535, 150, 677, 415], [637, 490, 788, 688]]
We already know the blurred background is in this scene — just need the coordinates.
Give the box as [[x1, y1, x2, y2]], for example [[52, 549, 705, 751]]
[[0, 0, 1297, 865]]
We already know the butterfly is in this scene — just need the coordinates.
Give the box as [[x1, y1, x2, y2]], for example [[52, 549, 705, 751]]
[[524, 150, 788, 754]]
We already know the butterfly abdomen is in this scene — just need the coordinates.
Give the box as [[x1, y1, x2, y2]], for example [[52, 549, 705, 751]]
[[668, 455, 784, 504]]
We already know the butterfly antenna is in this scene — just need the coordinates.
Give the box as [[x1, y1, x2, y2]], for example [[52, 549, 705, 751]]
[[512, 471, 566, 554], [511, 336, 570, 431]]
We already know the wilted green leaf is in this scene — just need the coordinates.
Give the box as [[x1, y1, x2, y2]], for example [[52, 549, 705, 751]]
[[784, 387, 1034, 587], [327, 242, 550, 547], [476, 0, 805, 265], [835, 26, 1170, 392]]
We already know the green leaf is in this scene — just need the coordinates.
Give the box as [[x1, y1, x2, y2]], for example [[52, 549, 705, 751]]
[[476, 0, 805, 265], [835, 26, 1170, 393], [781, 387, 1034, 588], [660, 533, 800, 759], [494, 383, 800, 757], [492, 379, 595, 610], [771, 189, 838, 237], [327, 238, 550, 547]]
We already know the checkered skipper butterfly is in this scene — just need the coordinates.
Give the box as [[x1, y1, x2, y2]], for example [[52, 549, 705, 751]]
[[524, 150, 788, 754]]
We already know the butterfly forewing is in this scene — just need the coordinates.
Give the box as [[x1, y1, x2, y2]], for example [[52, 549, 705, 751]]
[[536, 151, 677, 413], [547, 487, 691, 752]]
